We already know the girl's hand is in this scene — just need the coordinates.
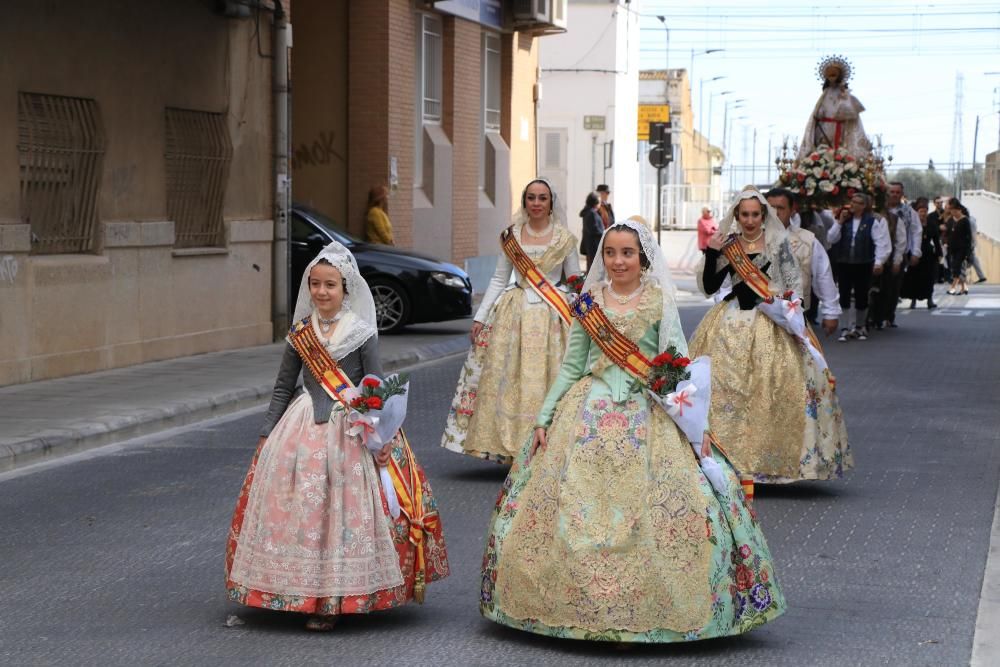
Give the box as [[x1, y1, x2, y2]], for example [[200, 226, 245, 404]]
[[470, 321, 484, 342], [528, 427, 548, 463], [701, 432, 713, 458], [374, 441, 393, 467], [707, 229, 726, 251]]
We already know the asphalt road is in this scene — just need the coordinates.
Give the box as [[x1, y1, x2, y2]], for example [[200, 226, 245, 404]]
[[1, 302, 998, 666]]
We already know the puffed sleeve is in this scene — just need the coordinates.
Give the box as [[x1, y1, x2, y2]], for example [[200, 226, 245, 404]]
[[260, 343, 303, 437], [536, 322, 591, 428], [475, 251, 514, 322]]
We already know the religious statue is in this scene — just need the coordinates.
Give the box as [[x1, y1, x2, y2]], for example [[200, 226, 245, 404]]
[[798, 55, 872, 159]]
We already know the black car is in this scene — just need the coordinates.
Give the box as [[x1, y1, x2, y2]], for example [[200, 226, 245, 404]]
[[291, 204, 472, 333]]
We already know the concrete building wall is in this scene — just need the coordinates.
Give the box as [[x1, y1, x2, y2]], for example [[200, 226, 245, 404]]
[[537, 0, 639, 243], [0, 1, 275, 387]]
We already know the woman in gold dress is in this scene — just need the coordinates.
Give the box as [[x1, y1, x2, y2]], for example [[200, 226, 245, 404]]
[[689, 188, 851, 484], [441, 179, 579, 464]]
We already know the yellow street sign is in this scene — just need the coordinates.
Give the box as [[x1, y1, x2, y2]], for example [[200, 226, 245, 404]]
[[638, 104, 669, 140]]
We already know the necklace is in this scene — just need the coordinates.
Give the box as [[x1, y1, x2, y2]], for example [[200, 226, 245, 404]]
[[606, 279, 644, 305], [741, 229, 764, 250], [523, 220, 553, 238], [317, 311, 342, 334]]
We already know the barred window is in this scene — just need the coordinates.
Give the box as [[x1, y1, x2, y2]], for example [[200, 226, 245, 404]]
[[17, 92, 105, 254], [483, 33, 502, 132], [164, 108, 232, 248], [420, 15, 443, 124]]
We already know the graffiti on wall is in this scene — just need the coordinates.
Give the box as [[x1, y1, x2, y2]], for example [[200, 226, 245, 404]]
[[292, 130, 346, 170]]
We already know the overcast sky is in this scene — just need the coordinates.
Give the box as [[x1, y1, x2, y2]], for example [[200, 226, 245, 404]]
[[636, 0, 1000, 179]]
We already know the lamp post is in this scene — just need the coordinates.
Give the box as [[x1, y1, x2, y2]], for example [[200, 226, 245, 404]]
[[722, 98, 745, 160], [708, 90, 732, 147], [699, 75, 725, 146], [656, 15, 670, 234]]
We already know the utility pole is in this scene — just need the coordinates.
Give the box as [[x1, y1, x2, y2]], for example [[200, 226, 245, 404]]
[[971, 115, 980, 190], [950, 72, 964, 194]]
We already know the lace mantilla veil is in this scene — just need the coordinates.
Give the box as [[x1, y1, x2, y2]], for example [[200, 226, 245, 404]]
[[581, 218, 688, 356], [290, 240, 378, 361], [696, 188, 799, 297]]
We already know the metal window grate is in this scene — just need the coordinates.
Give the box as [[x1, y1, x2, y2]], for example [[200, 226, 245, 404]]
[[164, 108, 232, 248], [17, 92, 105, 254]]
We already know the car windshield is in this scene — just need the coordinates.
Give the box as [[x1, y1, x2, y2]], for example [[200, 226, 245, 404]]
[[297, 205, 362, 244]]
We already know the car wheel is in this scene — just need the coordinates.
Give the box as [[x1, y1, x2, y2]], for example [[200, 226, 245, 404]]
[[368, 278, 410, 333]]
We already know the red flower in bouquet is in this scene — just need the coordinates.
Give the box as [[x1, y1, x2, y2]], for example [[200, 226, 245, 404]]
[[641, 345, 692, 397], [565, 274, 586, 295], [348, 374, 409, 414]]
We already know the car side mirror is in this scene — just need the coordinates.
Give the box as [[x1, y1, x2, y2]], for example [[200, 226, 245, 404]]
[[306, 233, 327, 252]]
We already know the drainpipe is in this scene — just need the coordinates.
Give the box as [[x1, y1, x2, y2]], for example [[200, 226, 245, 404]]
[[272, 1, 291, 337]]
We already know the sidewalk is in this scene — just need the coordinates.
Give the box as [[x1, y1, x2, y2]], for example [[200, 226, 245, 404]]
[[0, 318, 473, 472]]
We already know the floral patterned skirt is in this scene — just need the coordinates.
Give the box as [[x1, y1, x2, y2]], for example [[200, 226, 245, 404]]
[[480, 376, 786, 642], [689, 301, 851, 483], [226, 394, 449, 616], [440, 288, 570, 464]]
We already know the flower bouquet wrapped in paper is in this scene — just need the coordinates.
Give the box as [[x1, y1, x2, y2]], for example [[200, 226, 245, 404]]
[[641, 349, 728, 497], [757, 290, 827, 372], [344, 373, 410, 518]]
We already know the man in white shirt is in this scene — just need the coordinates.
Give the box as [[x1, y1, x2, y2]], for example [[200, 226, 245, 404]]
[[766, 188, 840, 336], [869, 205, 909, 329], [827, 192, 891, 341]]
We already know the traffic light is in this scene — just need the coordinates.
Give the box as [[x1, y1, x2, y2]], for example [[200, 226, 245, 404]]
[[648, 120, 672, 169]]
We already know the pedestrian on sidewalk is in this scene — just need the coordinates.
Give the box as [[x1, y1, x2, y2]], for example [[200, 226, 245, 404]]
[[596, 183, 616, 229], [579, 191, 604, 271], [481, 218, 787, 642], [365, 184, 394, 245], [226, 241, 449, 631], [901, 197, 942, 310], [696, 206, 717, 251], [828, 193, 891, 341], [441, 178, 579, 465], [947, 197, 973, 296], [968, 214, 988, 284], [690, 187, 851, 484]]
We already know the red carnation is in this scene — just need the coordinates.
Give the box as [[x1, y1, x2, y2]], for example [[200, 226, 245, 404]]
[[821, 171, 829, 179], [651, 377, 667, 392], [797, 173, 806, 183], [672, 356, 691, 368], [365, 396, 383, 410], [831, 185, 840, 195], [810, 153, 819, 161], [350, 396, 365, 409], [362, 377, 381, 389], [652, 352, 674, 366]]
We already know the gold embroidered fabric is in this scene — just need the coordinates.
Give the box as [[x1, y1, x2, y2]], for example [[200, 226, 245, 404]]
[[788, 228, 815, 308], [494, 299, 714, 633], [513, 222, 578, 285], [688, 302, 805, 478]]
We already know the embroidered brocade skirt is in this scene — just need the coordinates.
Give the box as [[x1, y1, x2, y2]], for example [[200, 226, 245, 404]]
[[688, 301, 852, 483], [440, 288, 570, 465], [480, 376, 786, 642], [226, 394, 449, 616]]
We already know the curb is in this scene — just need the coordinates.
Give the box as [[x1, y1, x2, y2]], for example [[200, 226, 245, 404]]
[[0, 337, 470, 473]]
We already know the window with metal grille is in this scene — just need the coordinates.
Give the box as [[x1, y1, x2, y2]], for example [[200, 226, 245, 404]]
[[483, 33, 502, 132], [164, 108, 232, 248], [17, 92, 105, 254], [420, 15, 443, 124]]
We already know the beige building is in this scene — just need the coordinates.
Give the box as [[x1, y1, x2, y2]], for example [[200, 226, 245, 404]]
[[0, 0, 280, 387], [291, 0, 562, 286]]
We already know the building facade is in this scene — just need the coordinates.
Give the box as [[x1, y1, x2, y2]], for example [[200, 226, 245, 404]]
[[535, 0, 640, 240], [291, 0, 563, 289], [0, 1, 278, 387]]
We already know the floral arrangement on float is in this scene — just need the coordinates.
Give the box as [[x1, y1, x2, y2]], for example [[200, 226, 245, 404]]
[[775, 136, 891, 209]]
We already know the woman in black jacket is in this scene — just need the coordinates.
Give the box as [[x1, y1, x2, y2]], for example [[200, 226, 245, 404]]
[[578, 191, 604, 271], [946, 197, 972, 295], [902, 197, 942, 309]]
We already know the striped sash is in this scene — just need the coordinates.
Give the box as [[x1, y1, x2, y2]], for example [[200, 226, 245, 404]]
[[570, 291, 652, 382], [501, 225, 573, 325]]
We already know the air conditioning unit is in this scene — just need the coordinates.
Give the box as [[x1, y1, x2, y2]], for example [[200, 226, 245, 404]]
[[513, 0, 568, 32]]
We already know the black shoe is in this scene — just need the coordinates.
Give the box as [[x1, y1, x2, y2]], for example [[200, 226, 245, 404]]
[[909, 300, 916, 309], [928, 301, 938, 310], [976, 277, 987, 284], [888, 322, 898, 328]]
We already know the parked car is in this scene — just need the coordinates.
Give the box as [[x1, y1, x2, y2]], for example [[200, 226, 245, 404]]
[[290, 204, 472, 333]]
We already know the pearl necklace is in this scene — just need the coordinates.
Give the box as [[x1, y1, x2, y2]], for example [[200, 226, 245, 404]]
[[741, 229, 764, 250], [317, 311, 343, 334], [523, 221, 553, 238], [606, 279, 644, 305]]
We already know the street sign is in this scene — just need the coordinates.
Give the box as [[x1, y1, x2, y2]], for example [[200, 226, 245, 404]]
[[648, 121, 672, 168], [638, 104, 669, 140], [584, 115, 606, 130]]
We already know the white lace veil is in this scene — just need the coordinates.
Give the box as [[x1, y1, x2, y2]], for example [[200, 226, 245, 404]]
[[696, 188, 799, 296], [581, 218, 688, 355], [291, 240, 378, 361]]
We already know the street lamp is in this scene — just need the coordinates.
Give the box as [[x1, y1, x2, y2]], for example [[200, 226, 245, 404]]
[[708, 90, 732, 147], [722, 98, 746, 159], [699, 76, 725, 143]]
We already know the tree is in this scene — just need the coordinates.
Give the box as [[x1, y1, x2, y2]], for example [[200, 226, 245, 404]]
[[887, 168, 953, 199]]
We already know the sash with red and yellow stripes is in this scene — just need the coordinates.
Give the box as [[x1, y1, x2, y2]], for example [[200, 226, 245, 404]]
[[287, 319, 438, 602], [721, 237, 826, 357], [570, 291, 652, 382], [501, 225, 573, 325]]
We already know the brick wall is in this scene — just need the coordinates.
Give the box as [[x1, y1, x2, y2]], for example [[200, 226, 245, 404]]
[[506, 32, 539, 215], [385, 0, 415, 248], [442, 17, 481, 263]]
